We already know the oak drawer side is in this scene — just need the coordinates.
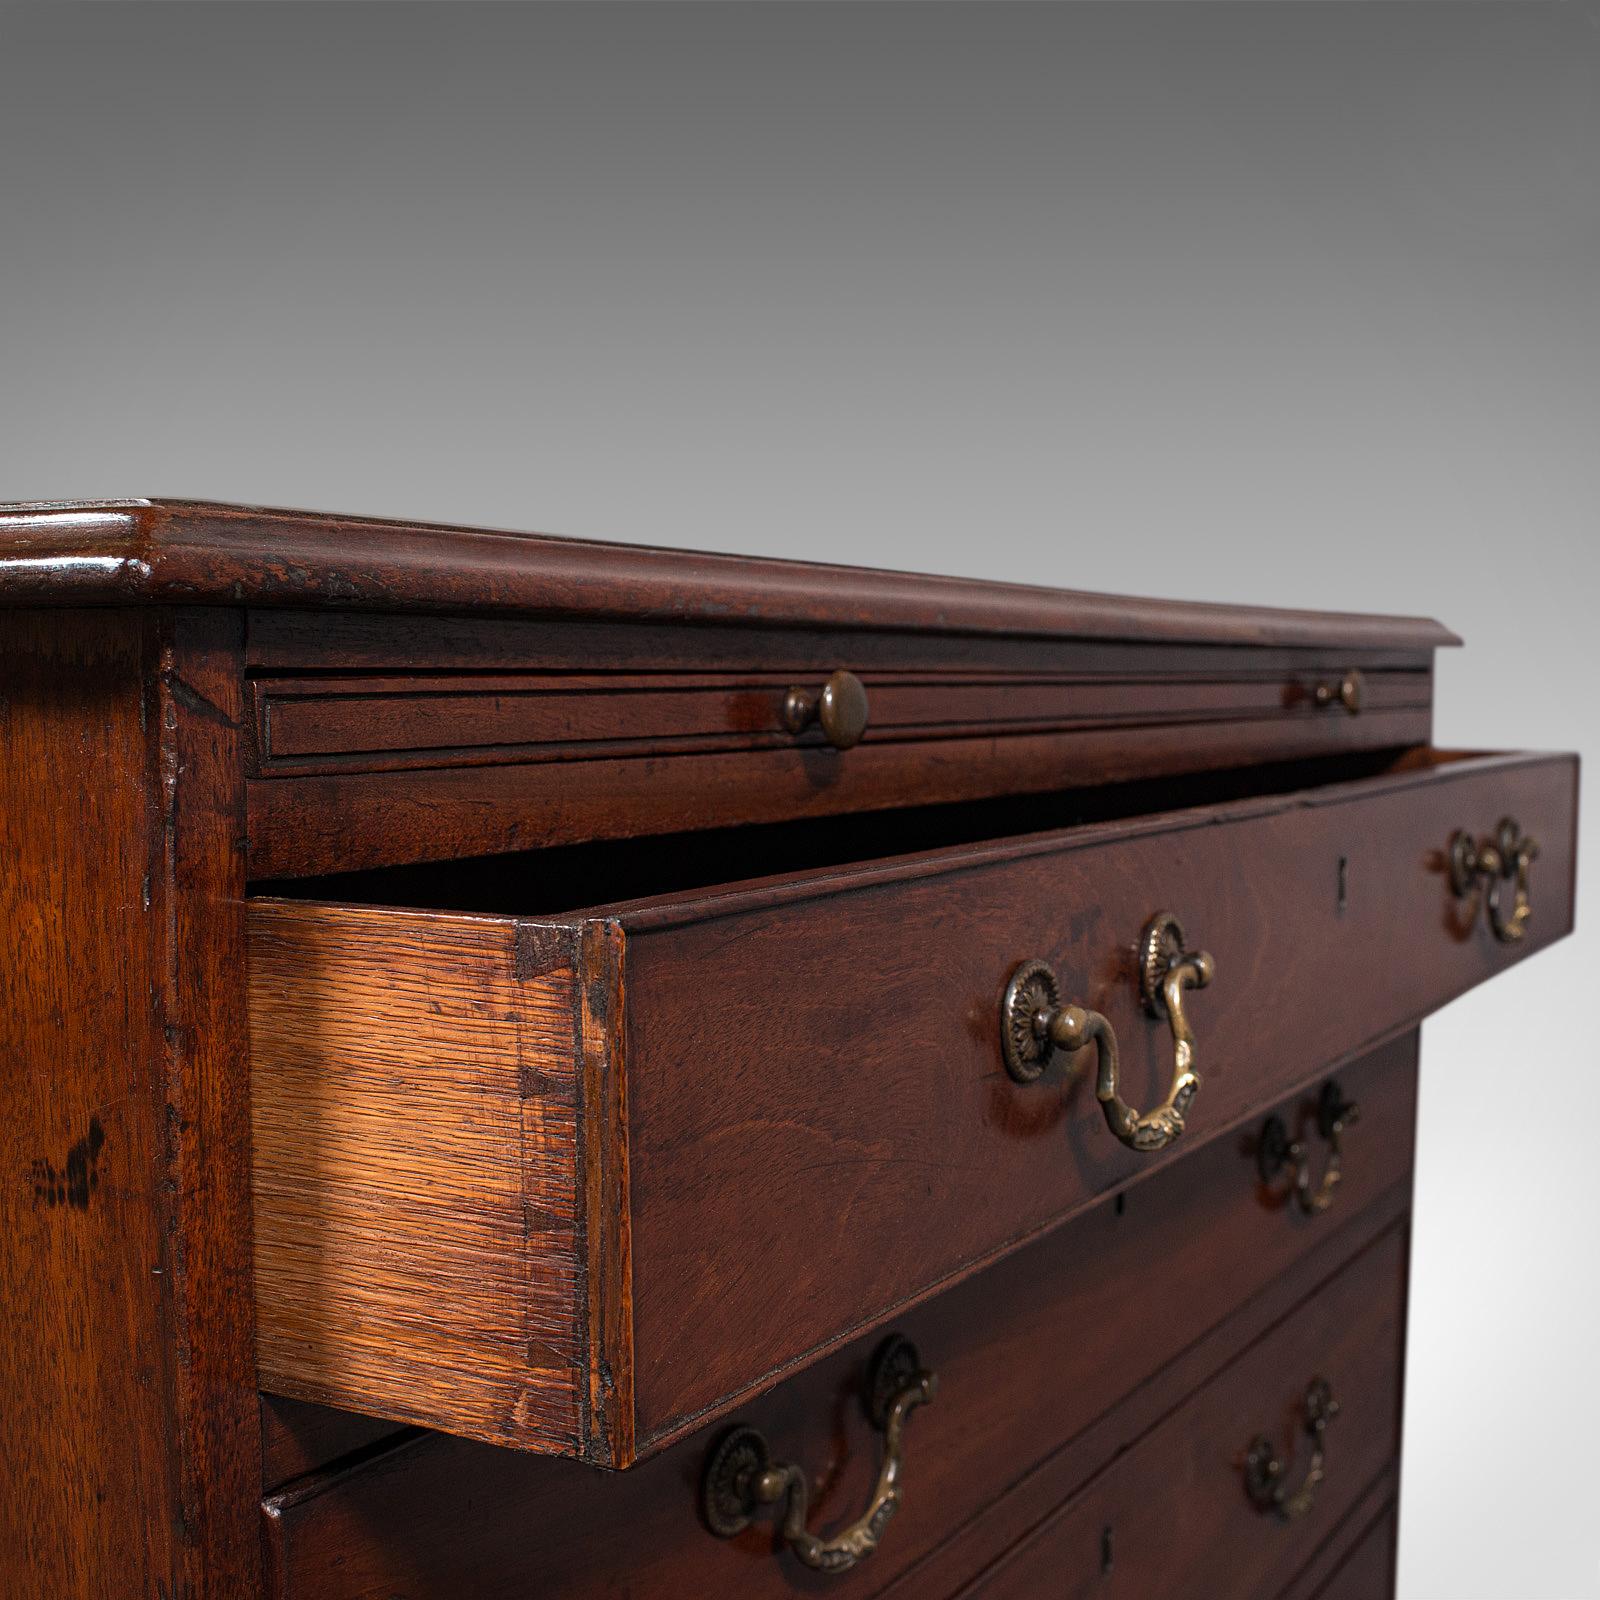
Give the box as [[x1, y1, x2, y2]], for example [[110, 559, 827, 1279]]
[[249, 902, 589, 1455]]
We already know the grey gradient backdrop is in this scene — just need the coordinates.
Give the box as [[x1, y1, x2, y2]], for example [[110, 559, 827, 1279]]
[[2, 4, 1595, 1596]]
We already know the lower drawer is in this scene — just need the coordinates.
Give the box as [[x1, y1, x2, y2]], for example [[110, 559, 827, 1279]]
[[261, 1036, 1416, 1599], [1302, 1503, 1398, 1600], [952, 1226, 1406, 1600]]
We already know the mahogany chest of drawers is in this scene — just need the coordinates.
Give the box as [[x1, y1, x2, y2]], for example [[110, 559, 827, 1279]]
[[0, 500, 1578, 1599]]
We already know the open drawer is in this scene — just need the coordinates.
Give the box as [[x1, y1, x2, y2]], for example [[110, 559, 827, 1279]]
[[249, 749, 1576, 1467]]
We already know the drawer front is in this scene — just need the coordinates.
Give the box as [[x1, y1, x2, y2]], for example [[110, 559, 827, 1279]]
[[253, 660, 1431, 775], [245, 618, 1434, 877], [249, 749, 1575, 1464], [1302, 1504, 1398, 1600], [954, 1226, 1407, 1600], [261, 1040, 1415, 1600]]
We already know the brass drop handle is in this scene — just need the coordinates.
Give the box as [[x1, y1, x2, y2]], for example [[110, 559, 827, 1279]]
[[702, 1337, 936, 1575], [1245, 1378, 1339, 1521], [1313, 670, 1364, 714], [782, 670, 869, 750], [1258, 1082, 1360, 1216], [1449, 816, 1538, 944], [1000, 913, 1215, 1154]]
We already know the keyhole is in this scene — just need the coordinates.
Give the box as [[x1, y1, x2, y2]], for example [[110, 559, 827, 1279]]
[[1337, 855, 1349, 914]]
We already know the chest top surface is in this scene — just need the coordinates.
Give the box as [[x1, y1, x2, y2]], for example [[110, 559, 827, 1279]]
[[0, 498, 1454, 649]]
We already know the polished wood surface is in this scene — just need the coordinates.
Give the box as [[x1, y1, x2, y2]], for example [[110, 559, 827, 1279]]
[[0, 500, 1577, 1598], [261, 1039, 1414, 1598], [158, 611, 262, 1595], [244, 616, 1435, 877], [955, 1226, 1406, 1600], [870, 1045, 1415, 1600], [0, 610, 259, 1600], [248, 703, 1438, 879], [255, 1031, 1416, 1508], [252, 662, 1431, 773], [245, 609, 1446, 676], [248, 748, 1571, 1465], [617, 749, 1568, 1450], [0, 500, 1457, 648]]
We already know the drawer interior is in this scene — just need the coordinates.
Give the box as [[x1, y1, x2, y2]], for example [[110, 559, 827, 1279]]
[[252, 745, 1449, 915]]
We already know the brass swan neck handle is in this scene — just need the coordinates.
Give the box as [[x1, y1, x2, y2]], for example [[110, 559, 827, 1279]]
[[1132, 912, 1214, 1150], [1001, 913, 1214, 1154], [1245, 1378, 1340, 1521], [702, 1337, 936, 1575], [1258, 1081, 1361, 1216], [1449, 816, 1538, 944]]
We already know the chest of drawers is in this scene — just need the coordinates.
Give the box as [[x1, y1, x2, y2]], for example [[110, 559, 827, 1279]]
[[0, 499, 1577, 1599]]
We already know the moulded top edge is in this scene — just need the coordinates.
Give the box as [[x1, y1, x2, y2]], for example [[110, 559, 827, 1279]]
[[0, 499, 1461, 651]]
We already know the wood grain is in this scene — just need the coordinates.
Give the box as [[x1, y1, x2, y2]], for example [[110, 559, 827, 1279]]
[[244, 608, 1449, 676], [245, 632, 1434, 878], [0, 609, 259, 1599], [247, 704, 1436, 878], [248, 749, 1573, 1466], [260, 1040, 1415, 1599], [0, 504, 1567, 1600], [241, 616, 1438, 881], [0, 613, 177, 1596], [157, 609, 263, 1595], [253, 665, 1432, 773], [250, 904, 598, 1456], [955, 1227, 1407, 1600], [870, 1042, 1416, 1600], [615, 748, 1572, 1450], [0, 499, 1459, 649]]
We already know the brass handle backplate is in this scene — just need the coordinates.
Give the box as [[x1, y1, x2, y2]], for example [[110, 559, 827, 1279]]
[[1449, 816, 1538, 943], [1312, 670, 1364, 714], [1245, 1378, 1339, 1521], [1258, 1081, 1360, 1216], [702, 1336, 936, 1575], [782, 669, 869, 750], [1000, 912, 1214, 1154]]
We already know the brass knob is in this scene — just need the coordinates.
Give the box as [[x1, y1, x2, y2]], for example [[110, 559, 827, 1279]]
[[782, 670, 869, 750], [1245, 1378, 1339, 1521], [702, 1336, 936, 1574], [1313, 670, 1364, 714]]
